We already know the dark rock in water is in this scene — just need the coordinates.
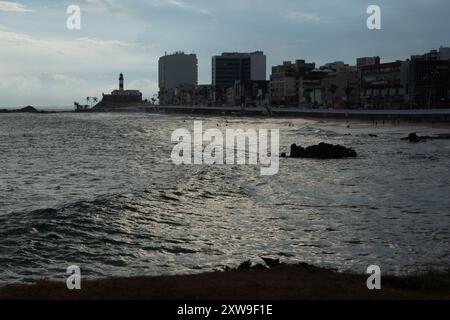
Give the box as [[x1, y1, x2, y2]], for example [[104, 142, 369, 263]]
[[289, 143, 357, 159], [261, 257, 281, 269], [433, 134, 450, 140], [402, 133, 430, 143], [402, 132, 450, 143], [290, 144, 306, 158], [237, 261, 253, 271]]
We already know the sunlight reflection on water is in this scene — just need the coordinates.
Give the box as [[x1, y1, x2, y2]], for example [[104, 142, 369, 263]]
[[0, 112, 449, 283]]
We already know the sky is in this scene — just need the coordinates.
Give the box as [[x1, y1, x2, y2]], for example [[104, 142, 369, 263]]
[[0, 0, 449, 108]]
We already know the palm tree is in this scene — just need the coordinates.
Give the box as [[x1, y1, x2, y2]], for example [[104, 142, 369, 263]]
[[93, 97, 98, 107], [152, 94, 159, 105]]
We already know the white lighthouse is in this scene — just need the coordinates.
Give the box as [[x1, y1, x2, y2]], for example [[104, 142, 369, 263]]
[[95, 73, 143, 109], [119, 73, 124, 91]]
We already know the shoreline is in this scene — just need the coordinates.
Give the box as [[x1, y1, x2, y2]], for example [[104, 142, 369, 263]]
[[155, 107, 450, 124], [3, 106, 450, 123], [1, 263, 449, 300], [95, 105, 450, 123]]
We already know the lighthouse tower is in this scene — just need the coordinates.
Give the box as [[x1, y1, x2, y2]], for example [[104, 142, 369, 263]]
[[95, 73, 143, 109], [119, 73, 124, 91]]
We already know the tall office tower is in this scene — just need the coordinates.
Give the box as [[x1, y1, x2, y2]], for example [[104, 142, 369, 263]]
[[212, 51, 267, 88], [159, 52, 198, 105]]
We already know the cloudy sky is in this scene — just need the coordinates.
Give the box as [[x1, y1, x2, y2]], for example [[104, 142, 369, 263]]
[[0, 0, 449, 108]]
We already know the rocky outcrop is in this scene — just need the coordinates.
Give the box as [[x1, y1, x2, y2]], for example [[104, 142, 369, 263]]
[[402, 132, 450, 143], [282, 143, 357, 159]]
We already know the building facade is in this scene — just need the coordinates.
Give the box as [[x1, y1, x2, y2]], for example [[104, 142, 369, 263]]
[[193, 85, 214, 106], [319, 62, 359, 108], [357, 56, 381, 70], [232, 80, 269, 107], [212, 52, 266, 104], [269, 60, 316, 107], [408, 47, 450, 108], [159, 52, 198, 105], [360, 61, 410, 109], [302, 68, 330, 107]]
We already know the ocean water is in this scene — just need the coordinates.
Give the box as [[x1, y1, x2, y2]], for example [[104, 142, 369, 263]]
[[0, 112, 449, 284]]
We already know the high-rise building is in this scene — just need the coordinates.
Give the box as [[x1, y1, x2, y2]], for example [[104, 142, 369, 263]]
[[212, 52, 267, 88], [159, 52, 198, 105], [408, 47, 450, 108]]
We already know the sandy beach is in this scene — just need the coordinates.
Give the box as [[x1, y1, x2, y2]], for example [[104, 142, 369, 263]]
[[1, 264, 449, 300]]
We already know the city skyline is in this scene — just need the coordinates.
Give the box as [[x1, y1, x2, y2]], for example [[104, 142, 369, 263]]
[[1, 0, 450, 108]]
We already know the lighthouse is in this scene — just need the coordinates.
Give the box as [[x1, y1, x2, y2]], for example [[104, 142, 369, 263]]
[[119, 73, 124, 91], [95, 73, 143, 109]]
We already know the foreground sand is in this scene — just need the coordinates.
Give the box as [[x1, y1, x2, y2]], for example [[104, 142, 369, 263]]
[[1, 264, 450, 300]]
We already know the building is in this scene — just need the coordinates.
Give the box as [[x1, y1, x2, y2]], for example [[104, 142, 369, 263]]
[[159, 52, 198, 105], [269, 60, 315, 107], [319, 62, 360, 108], [360, 61, 410, 109], [95, 73, 143, 109], [439, 47, 450, 60], [302, 68, 331, 107], [357, 56, 381, 70], [173, 83, 197, 106], [193, 85, 214, 106], [232, 80, 269, 107], [212, 52, 266, 104], [411, 47, 450, 62], [358, 47, 450, 109], [225, 87, 235, 106], [408, 47, 450, 108]]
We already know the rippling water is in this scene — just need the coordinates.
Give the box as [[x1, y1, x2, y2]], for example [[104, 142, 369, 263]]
[[1, 112, 450, 284]]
